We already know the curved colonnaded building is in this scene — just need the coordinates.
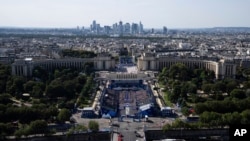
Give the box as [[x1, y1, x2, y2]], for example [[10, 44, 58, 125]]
[[12, 52, 237, 79], [11, 54, 115, 77], [137, 52, 236, 79]]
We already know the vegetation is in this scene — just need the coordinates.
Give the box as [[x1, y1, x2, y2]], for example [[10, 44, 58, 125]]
[[67, 124, 88, 135], [14, 120, 48, 138], [158, 63, 250, 128], [0, 63, 96, 137], [88, 120, 99, 132], [57, 109, 71, 123]]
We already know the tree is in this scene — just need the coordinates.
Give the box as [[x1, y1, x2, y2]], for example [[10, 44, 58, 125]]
[[74, 124, 87, 132], [201, 84, 212, 93], [241, 109, 250, 124], [162, 123, 172, 132], [169, 85, 181, 103], [0, 64, 11, 93], [19, 107, 41, 123], [222, 112, 241, 125], [33, 66, 48, 82], [0, 94, 12, 105], [169, 63, 189, 81], [14, 125, 30, 138], [6, 76, 26, 97], [46, 80, 65, 98], [180, 85, 188, 100], [212, 81, 226, 93], [29, 120, 48, 135], [57, 109, 71, 123], [24, 81, 45, 98], [200, 70, 207, 80], [195, 103, 208, 114], [230, 89, 246, 99], [187, 83, 197, 94], [23, 81, 36, 93], [32, 85, 43, 98], [181, 107, 190, 116], [243, 81, 250, 89], [158, 67, 168, 84], [199, 111, 222, 127], [88, 120, 99, 132], [171, 119, 188, 128], [225, 80, 238, 93], [0, 123, 13, 137]]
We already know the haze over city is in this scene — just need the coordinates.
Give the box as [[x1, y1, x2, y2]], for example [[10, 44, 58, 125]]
[[1, 0, 250, 28]]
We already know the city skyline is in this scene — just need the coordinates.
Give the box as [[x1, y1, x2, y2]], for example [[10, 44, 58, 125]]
[[1, 0, 250, 29]]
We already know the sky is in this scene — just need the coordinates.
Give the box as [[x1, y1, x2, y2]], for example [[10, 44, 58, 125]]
[[0, 0, 250, 29]]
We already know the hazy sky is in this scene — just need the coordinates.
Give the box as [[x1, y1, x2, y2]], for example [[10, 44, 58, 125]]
[[0, 0, 250, 28]]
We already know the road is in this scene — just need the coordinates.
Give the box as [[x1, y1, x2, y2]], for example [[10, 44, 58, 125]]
[[11, 98, 32, 107], [72, 112, 176, 141]]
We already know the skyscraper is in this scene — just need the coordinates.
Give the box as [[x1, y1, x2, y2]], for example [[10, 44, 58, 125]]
[[92, 20, 97, 32], [119, 21, 123, 35], [131, 23, 139, 34], [104, 26, 111, 34], [139, 21, 144, 34], [124, 23, 131, 34], [96, 24, 101, 34], [113, 23, 118, 34], [163, 26, 168, 34]]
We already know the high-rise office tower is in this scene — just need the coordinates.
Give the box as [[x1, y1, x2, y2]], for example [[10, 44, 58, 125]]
[[104, 26, 111, 34], [139, 21, 144, 34], [131, 23, 139, 34], [124, 23, 131, 34], [151, 28, 154, 34], [113, 23, 118, 34], [163, 26, 168, 34], [92, 20, 97, 32], [119, 21, 123, 35], [96, 24, 101, 34]]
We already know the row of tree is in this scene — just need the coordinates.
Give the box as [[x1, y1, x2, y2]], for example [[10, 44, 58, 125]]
[[14, 120, 49, 138], [0, 105, 71, 136], [67, 120, 99, 134], [163, 109, 250, 131], [195, 97, 250, 114], [0, 104, 58, 123], [14, 120, 99, 138]]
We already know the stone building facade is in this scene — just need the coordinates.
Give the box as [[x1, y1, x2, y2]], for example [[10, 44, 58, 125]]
[[11, 54, 115, 77], [137, 52, 236, 79]]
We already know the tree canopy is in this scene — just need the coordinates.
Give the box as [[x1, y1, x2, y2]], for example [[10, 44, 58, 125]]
[[57, 109, 71, 123]]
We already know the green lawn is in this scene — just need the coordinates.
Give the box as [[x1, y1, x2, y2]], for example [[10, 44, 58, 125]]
[[157, 82, 173, 107], [163, 90, 173, 107]]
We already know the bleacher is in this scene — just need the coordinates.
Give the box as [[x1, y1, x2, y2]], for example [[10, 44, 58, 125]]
[[101, 89, 118, 117]]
